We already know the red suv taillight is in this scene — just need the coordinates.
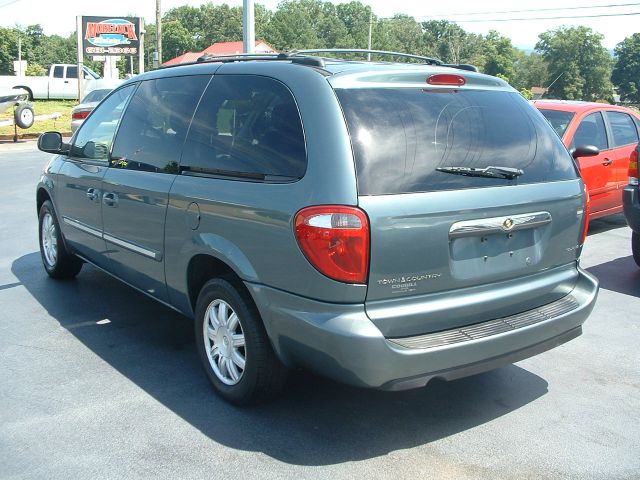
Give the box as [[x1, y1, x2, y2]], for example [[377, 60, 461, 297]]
[[629, 145, 639, 186], [72, 110, 90, 120], [294, 206, 370, 284]]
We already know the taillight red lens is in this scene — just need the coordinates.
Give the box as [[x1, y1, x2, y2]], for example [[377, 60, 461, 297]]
[[295, 206, 370, 284], [427, 74, 466, 86], [629, 145, 639, 185], [72, 110, 90, 120], [581, 187, 591, 245]]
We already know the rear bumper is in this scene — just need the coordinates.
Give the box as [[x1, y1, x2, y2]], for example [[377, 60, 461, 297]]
[[247, 267, 599, 390], [623, 186, 640, 233]]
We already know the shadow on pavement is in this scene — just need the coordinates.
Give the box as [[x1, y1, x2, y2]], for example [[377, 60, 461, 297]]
[[12, 251, 548, 466], [587, 214, 628, 236], [587, 255, 640, 298]]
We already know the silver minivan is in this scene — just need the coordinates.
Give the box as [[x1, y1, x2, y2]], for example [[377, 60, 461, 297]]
[[36, 51, 599, 404]]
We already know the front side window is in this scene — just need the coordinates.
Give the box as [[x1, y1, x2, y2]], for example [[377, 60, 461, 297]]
[[110, 76, 210, 173], [70, 84, 136, 161], [606, 111, 639, 147], [571, 112, 609, 151], [181, 75, 306, 180], [67, 66, 78, 79]]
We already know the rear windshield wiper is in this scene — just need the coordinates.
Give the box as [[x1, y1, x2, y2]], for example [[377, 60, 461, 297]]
[[436, 165, 524, 180]]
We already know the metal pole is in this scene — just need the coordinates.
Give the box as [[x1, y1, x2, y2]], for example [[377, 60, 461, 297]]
[[139, 18, 145, 74], [243, 0, 255, 54], [76, 16, 84, 101], [156, 0, 162, 65], [17, 36, 22, 75], [367, 12, 373, 61]]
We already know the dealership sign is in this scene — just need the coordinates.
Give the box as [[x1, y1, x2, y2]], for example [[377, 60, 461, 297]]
[[81, 16, 141, 56]]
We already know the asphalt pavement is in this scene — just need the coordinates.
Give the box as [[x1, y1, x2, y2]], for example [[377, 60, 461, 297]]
[[1, 140, 638, 480]]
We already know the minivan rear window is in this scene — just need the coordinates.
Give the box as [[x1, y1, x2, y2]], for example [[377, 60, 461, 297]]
[[336, 88, 578, 195]]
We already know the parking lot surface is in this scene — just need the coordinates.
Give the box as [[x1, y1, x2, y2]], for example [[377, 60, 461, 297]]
[[1, 140, 638, 480]]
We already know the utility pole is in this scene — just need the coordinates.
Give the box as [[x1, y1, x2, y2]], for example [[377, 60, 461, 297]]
[[243, 0, 255, 54], [17, 36, 22, 75], [156, 0, 162, 65], [367, 11, 373, 61]]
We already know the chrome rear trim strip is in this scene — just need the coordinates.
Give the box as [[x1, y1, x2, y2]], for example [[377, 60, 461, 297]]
[[449, 211, 552, 239], [388, 295, 579, 349], [103, 233, 161, 261]]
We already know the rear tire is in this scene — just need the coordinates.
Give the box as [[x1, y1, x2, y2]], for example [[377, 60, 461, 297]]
[[38, 200, 82, 279], [632, 231, 640, 268], [195, 278, 288, 405]]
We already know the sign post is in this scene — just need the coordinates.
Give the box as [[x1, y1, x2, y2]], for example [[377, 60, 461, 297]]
[[76, 16, 84, 101]]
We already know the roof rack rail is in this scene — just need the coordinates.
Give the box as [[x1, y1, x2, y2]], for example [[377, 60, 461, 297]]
[[289, 49, 443, 66], [185, 52, 326, 68]]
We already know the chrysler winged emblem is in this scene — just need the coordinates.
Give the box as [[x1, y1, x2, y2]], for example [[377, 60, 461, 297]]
[[502, 218, 514, 230]]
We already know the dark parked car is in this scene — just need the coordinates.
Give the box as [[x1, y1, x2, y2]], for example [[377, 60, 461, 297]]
[[623, 144, 640, 266], [36, 50, 599, 404]]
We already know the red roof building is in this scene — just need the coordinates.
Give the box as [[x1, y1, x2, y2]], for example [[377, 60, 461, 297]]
[[162, 40, 276, 66]]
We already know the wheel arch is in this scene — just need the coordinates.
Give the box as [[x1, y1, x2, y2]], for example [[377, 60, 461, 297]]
[[186, 253, 255, 316], [13, 86, 33, 101], [36, 187, 52, 216]]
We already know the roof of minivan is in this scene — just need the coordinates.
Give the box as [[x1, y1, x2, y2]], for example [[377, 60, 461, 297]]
[[126, 57, 513, 92]]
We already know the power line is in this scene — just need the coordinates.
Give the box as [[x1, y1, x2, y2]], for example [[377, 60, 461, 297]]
[[426, 2, 640, 18], [0, 0, 20, 8], [451, 12, 640, 23]]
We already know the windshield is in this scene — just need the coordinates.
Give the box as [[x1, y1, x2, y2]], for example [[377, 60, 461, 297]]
[[335, 88, 578, 195], [82, 66, 101, 80], [538, 109, 575, 139], [82, 89, 111, 103]]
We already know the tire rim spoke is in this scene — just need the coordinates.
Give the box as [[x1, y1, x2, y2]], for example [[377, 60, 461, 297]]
[[203, 298, 246, 386]]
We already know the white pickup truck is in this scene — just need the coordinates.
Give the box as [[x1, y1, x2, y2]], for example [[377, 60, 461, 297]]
[[0, 64, 121, 100]]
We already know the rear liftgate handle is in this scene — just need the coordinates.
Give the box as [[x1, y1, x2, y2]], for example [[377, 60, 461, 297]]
[[102, 192, 118, 207]]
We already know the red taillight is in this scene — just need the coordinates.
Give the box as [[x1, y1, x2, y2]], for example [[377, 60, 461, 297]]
[[294, 206, 370, 284], [629, 145, 639, 186], [72, 110, 90, 120], [427, 74, 466, 86], [581, 187, 591, 245]]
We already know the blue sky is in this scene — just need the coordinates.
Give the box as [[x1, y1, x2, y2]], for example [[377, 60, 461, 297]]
[[0, 0, 637, 49]]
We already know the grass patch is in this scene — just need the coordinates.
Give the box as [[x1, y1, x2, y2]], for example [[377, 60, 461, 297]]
[[0, 99, 76, 135]]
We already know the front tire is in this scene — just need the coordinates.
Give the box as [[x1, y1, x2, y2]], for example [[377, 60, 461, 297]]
[[38, 200, 82, 279], [632, 231, 640, 268], [195, 278, 288, 405]]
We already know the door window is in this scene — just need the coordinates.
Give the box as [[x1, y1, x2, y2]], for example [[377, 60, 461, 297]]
[[606, 111, 639, 147], [67, 66, 78, 79], [181, 75, 307, 180], [70, 84, 136, 161], [110, 76, 210, 173], [53, 66, 64, 79], [571, 112, 608, 151]]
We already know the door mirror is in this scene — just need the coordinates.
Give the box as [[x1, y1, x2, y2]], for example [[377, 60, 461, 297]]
[[572, 145, 600, 159], [38, 131, 68, 154]]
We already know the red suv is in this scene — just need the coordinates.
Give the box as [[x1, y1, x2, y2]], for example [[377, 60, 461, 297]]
[[534, 100, 640, 220]]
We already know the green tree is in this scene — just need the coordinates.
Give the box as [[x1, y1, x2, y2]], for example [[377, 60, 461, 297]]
[[162, 20, 196, 59], [535, 26, 613, 101], [335, 2, 373, 50], [422, 20, 481, 65], [25, 62, 46, 76], [482, 30, 516, 81], [612, 33, 640, 103], [0, 27, 19, 75], [511, 51, 549, 91], [375, 14, 424, 58]]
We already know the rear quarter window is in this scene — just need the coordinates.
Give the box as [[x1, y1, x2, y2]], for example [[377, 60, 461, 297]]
[[336, 88, 578, 195]]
